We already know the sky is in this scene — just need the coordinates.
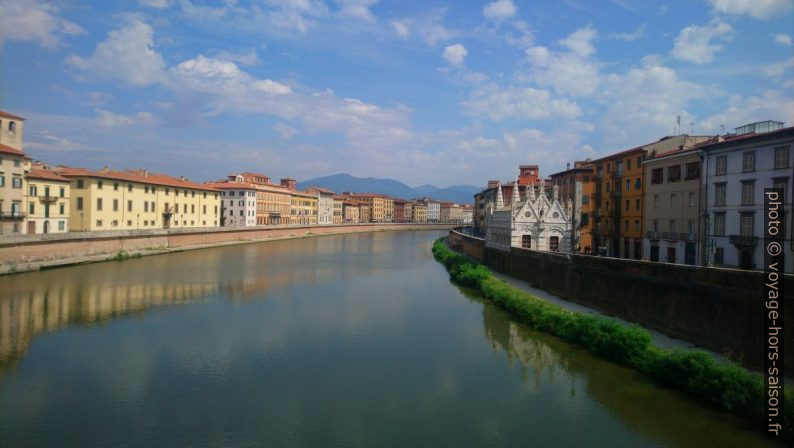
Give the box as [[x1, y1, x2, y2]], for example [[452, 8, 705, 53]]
[[0, 0, 792, 188]]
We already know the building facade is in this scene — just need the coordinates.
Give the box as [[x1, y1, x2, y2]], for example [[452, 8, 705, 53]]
[[308, 187, 335, 224], [412, 202, 427, 222], [701, 123, 793, 272], [343, 201, 360, 223], [58, 167, 220, 231], [211, 182, 258, 227], [0, 111, 28, 235], [333, 196, 344, 224], [485, 183, 572, 253], [290, 190, 318, 225], [25, 167, 71, 234], [550, 162, 594, 253], [643, 149, 702, 265]]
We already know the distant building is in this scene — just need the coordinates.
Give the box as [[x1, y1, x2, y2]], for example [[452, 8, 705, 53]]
[[25, 165, 70, 234], [0, 110, 29, 235], [549, 161, 595, 253], [474, 165, 542, 231], [460, 205, 473, 224], [343, 200, 360, 223], [207, 181, 258, 227], [700, 122, 793, 272], [393, 198, 409, 222], [307, 187, 335, 224], [332, 195, 344, 224], [440, 202, 462, 222], [232, 172, 291, 225], [412, 202, 427, 222], [485, 181, 573, 253], [290, 190, 318, 225]]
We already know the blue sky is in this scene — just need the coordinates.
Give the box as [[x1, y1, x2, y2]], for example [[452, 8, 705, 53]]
[[1, 0, 792, 187]]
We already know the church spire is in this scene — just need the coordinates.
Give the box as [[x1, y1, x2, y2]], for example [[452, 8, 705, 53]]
[[528, 181, 536, 201], [496, 183, 504, 208], [511, 177, 520, 206]]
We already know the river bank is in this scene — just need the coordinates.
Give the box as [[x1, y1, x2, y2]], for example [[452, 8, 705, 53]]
[[0, 223, 453, 275], [433, 237, 792, 443]]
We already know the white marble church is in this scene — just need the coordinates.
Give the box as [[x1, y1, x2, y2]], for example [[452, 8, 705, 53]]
[[485, 180, 573, 253]]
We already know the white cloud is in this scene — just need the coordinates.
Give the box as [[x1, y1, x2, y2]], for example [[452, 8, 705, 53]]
[[483, 0, 517, 21], [707, 0, 793, 19], [671, 19, 732, 64], [96, 109, 157, 128], [524, 27, 600, 97], [442, 44, 467, 67], [598, 60, 705, 144], [559, 25, 597, 56], [214, 48, 262, 66], [139, 0, 172, 8], [274, 122, 298, 139], [774, 33, 793, 46], [391, 20, 409, 38], [762, 56, 794, 78], [335, 0, 378, 23], [0, 0, 85, 49], [262, 0, 329, 33], [698, 90, 794, 132], [66, 20, 166, 86], [608, 24, 646, 42], [462, 84, 581, 121]]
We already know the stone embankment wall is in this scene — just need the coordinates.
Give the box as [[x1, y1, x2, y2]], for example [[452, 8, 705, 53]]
[[448, 229, 794, 375], [0, 224, 453, 274]]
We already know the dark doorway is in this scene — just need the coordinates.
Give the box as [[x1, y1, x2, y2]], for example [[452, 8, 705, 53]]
[[740, 250, 753, 270], [633, 241, 641, 260], [667, 247, 676, 264], [650, 245, 659, 262], [684, 242, 696, 265]]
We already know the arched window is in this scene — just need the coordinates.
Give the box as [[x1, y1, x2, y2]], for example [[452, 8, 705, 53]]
[[521, 235, 531, 248], [8, 121, 15, 134]]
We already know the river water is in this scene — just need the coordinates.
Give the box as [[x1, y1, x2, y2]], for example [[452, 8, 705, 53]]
[[0, 231, 775, 447]]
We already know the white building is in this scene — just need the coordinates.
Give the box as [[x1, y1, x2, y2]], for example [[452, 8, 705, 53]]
[[212, 182, 258, 227], [425, 200, 441, 222], [485, 180, 573, 253], [701, 121, 793, 272], [308, 187, 335, 224]]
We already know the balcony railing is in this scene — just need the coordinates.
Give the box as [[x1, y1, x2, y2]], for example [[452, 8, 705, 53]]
[[0, 211, 27, 220], [38, 195, 59, 204], [662, 231, 678, 241], [679, 233, 696, 242], [646, 231, 660, 240], [729, 235, 757, 247]]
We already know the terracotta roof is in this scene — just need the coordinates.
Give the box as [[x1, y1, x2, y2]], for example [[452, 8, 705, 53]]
[[27, 168, 69, 182], [0, 143, 25, 156], [308, 186, 336, 194], [0, 111, 25, 121], [57, 166, 219, 192], [206, 181, 259, 190], [589, 144, 645, 163], [694, 126, 794, 150]]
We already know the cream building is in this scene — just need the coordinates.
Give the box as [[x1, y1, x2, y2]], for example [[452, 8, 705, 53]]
[[290, 190, 318, 225], [0, 111, 29, 235], [25, 166, 70, 234], [333, 196, 344, 224], [57, 167, 220, 231], [209, 181, 258, 227], [308, 187, 335, 224], [343, 201, 360, 223], [412, 202, 428, 223]]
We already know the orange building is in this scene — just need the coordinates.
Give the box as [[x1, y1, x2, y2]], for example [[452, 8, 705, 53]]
[[549, 161, 595, 253]]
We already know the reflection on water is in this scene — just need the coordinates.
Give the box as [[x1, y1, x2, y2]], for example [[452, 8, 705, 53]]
[[0, 231, 776, 447]]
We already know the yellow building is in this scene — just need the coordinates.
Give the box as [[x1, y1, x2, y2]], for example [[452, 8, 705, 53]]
[[383, 196, 394, 222], [412, 202, 428, 222], [228, 172, 291, 225], [349, 194, 389, 222], [343, 201, 360, 223], [25, 166, 70, 234], [58, 166, 220, 231], [359, 204, 371, 223], [0, 110, 29, 235], [290, 190, 318, 225], [333, 196, 344, 224]]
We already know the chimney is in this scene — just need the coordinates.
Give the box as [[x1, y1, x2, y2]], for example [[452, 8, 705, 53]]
[[179, 176, 187, 182], [566, 162, 570, 170], [280, 178, 296, 191]]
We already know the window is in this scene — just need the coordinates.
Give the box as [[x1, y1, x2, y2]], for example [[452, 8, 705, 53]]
[[77, 180, 84, 189], [203, 205, 207, 214], [635, 220, 640, 231], [58, 221, 65, 231], [653, 195, 659, 208], [549, 236, 559, 252], [715, 155, 727, 175], [685, 162, 700, 180], [145, 186, 150, 193], [112, 220, 119, 227], [624, 220, 629, 231], [740, 214, 754, 236], [715, 247, 724, 264], [97, 180, 103, 189], [635, 178, 641, 190], [625, 199, 629, 211], [12, 177, 22, 188], [14, 159, 20, 167], [59, 187, 65, 197], [688, 192, 695, 207], [637, 156, 642, 167], [667, 165, 681, 182], [128, 183, 133, 192], [191, 204, 195, 213], [714, 183, 726, 206], [670, 193, 677, 208], [151, 201, 155, 212], [96, 220, 103, 227], [651, 168, 663, 184], [77, 197, 84, 210], [8, 121, 15, 134], [742, 151, 755, 172], [128, 200, 133, 212], [113, 199, 119, 212], [580, 213, 589, 226], [59, 203, 65, 215], [29, 185, 37, 196], [29, 203, 35, 214], [582, 195, 589, 205], [606, 183, 611, 192], [669, 219, 676, 232], [627, 159, 632, 170], [144, 201, 149, 212], [773, 178, 788, 198], [626, 180, 630, 191], [741, 181, 754, 205], [113, 182, 119, 191], [775, 146, 789, 169], [635, 199, 640, 210], [652, 219, 659, 232], [97, 198, 103, 211], [0, 175, 4, 187], [521, 235, 531, 248], [127, 220, 132, 227]]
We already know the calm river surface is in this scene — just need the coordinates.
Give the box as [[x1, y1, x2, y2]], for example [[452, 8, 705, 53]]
[[0, 231, 775, 447]]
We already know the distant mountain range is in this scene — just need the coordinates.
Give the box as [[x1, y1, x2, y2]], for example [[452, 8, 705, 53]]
[[296, 173, 480, 204]]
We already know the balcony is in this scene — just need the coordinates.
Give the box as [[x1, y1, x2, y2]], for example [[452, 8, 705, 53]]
[[729, 235, 757, 247], [0, 211, 26, 220], [613, 172, 622, 180], [662, 232, 678, 241], [162, 206, 174, 216], [646, 231, 660, 240], [38, 195, 59, 204], [595, 209, 602, 218], [679, 233, 696, 242]]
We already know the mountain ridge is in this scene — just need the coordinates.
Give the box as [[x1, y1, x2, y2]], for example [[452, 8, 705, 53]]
[[296, 173, 479, 204]]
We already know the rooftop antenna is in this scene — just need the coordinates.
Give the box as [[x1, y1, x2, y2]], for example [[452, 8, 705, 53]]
[[676, 115, 681, 135], [720, 124, 725, 135]]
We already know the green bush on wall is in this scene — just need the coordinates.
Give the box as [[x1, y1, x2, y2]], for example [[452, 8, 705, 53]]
[[433, 238, 792, 441]]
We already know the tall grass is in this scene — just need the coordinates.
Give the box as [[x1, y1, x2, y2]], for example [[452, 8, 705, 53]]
[[433, 238, 791, 440]]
